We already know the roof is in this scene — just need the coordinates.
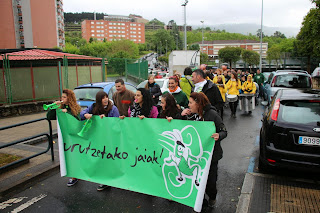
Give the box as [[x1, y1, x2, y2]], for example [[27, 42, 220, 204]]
[[0, 49, 102, 61], [197, 40, 266, 45]]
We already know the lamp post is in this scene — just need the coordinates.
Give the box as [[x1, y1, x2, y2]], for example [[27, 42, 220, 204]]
[[181, 0, 188, 51], [259, 0, 264, 71], [200, 20, 204, 46], [176, 33, 178, 50], [165, 40, 168, 57]]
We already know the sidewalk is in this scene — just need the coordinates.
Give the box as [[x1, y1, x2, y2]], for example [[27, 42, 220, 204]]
[[0, 112, 60, 198], [237, 172, 320, 213]]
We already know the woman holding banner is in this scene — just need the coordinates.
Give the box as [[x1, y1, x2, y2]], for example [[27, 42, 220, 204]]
[[158, 92, 182, 121], [181, 92, 227, 208], [127, 88, 158, 119], [80, 91, 120, 191], [46, 89, 81, 187]]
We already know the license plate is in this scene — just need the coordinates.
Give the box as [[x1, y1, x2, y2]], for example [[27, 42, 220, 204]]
[[298, 136, 320, 146]]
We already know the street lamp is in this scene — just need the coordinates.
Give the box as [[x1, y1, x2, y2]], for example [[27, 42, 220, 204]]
[[181, 0, 188, 51], [259, 0, 264, 71], [200, 20, 204, 46], [165, 40, 168, 57]]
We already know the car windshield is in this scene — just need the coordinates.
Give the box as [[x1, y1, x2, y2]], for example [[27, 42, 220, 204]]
[[263, 72, 271, 80], [74, 88, 102, 101], [280, 100, 320, 124], [274, 74, 310, 88], [137, 80, 164, 88]]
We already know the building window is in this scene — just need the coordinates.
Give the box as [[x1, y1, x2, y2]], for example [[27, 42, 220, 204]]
[[122, 23, 125, 25], [138, 32, 141, 34], [91, 30, 95, 32], [91, 21, 94, 24], [138, 28, 141, 30], [91, 34, 95, 36], [91, 26, 94, 28], [122, 35, 125, 37]]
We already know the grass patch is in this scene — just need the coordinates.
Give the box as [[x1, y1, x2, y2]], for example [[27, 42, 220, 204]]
[[0, 153, 22, 167], [106, 73, 121, 77]]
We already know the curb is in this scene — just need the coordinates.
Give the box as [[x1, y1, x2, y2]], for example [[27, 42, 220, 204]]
[[236, 173, 255, 213]]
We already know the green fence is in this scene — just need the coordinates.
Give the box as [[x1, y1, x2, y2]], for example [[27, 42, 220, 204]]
[[0, 55, 106, 105]]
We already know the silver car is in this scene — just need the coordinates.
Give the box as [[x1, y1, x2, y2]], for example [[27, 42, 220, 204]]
[[264, 70, 312, 104]]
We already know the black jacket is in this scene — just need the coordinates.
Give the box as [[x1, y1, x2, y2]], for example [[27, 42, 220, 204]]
[[193, 80, 224, 111], [183, 104, 227, 161], [148, 83, 162, 104]]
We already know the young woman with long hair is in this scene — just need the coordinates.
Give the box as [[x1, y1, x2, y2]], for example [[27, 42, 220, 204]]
[[145, 75, 162, 104], [163, 76, 188, 109], [80, 90, 120, 191], [127, 88, 158, 119], [226, 71, 242, 118], [158, 92, 181, 121], [46, 89, 81, 187], [181, 92, 227, 208]]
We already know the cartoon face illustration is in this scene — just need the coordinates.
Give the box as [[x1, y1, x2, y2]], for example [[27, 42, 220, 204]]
[[159, 125, 212, 199]]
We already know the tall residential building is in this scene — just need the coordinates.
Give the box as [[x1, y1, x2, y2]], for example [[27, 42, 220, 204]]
[[198, 40, 268, 58], [0, 0, 65, 49], [82, 20, 145, 44]]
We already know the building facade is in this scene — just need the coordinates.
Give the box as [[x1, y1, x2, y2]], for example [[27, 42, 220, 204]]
[[145, 25, 192, 31], [199, 40, 268, 59], [0, 0, 65, 49], [82, 20, 145, 44]]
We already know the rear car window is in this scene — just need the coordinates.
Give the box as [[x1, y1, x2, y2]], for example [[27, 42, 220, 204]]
[[279, 100, 320, 124], [74, 88, 102, 101], [274, 74, 311, 88]]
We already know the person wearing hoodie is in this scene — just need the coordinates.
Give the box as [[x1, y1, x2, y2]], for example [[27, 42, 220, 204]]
[[181, 92, 227, 208], [145, 75, 162, 105], [242, 75, 256, 94], [180, 67, 194, 99], [163, 76, 189, 109], [226, 71, 242, 118]]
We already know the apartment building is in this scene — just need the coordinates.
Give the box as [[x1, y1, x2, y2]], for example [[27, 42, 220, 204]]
[[198, 40, 268, 58], [82, 20, 145, 44], [0, 0, 65, 49]]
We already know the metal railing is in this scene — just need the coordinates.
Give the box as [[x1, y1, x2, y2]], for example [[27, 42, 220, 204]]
[[0, 118, 54, 171]]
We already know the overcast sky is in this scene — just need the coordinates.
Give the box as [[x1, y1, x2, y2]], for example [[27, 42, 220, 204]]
[[64, 0, 314, 29]]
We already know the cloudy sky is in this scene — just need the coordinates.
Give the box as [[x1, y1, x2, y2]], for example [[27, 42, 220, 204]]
[[64, 0, 314, 28]]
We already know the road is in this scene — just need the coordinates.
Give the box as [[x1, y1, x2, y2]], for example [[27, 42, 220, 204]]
[[0, 104, 265, 213]]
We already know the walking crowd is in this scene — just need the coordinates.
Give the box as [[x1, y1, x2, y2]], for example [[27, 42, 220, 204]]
[[46, 64, 265, 211]]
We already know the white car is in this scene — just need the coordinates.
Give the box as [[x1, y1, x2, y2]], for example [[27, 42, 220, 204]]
[[137, 78, 169, 94]]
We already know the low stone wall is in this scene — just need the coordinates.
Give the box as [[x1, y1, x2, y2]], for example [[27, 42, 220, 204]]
[[0, 101, 54, 117]]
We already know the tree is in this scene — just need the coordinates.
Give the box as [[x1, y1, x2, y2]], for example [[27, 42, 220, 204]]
[[108, 51, 130, 76], [256, 29, 265, 38], [200, 52, 209, 64], [294, 3, 320, 72], [266, 46, 282, 68], [273, 31, 286, 38], [189, 44, 200, 50], [151, 29, 175, 54], [158, 56, 168, 65], [242, 50, 260, 71], [218, 47, 242, 69], [146, 18, 165, 26], [63, 43, 80, 55]]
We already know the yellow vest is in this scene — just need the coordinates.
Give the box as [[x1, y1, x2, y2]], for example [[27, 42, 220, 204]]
[[242, 81, 256, 94], [226, 79, 241, 95]]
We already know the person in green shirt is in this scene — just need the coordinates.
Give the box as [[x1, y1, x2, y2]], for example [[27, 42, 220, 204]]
[[163, 76, 189, 109], [253, 69, 265, 98]]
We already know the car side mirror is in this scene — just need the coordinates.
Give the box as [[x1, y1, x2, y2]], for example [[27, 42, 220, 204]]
[[261, 101, 269, 106]]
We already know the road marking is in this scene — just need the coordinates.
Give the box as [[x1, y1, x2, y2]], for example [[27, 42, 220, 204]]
[[0, 197, 27, 210], [247, 157, 256, 173], [255, 135, 260, 147], [11, 194, 47, 213]]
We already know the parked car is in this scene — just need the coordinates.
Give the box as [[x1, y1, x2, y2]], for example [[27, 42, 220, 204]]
[[312, 67, 320, 78], [263, 70, 312, 104], [74, 82, 137, 109], [137, 78, 169, 94], [259, 89, 320, 173]]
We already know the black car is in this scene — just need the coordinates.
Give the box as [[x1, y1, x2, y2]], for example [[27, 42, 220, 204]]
[[259, 89, 320, 172]]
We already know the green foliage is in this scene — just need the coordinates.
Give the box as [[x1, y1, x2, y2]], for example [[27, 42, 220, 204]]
[[189, 44, 200, 50], [158, 56, 168, 64], [63, 43, 80, 54], [256, 29, 265, 38], [151, 29, 175, 53], [108, 57, 126, 76], [106, 40, 139, 59], [310, 0, 320, 7], [146, 18, 165, 26], [272, 31, 286, 38], [242, 50, 260, 68], [218, 47, 242, 68], [266, 46, 281, 67], [200, 52, 209, 64], [64, 12, 104, 23]]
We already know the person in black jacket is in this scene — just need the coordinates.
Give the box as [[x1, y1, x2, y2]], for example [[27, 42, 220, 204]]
[[192, 69, 224, 120], [181, 92, 227, 208], [145, 75, 162, 105]]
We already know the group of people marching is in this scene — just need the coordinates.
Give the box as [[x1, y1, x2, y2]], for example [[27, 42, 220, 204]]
[[47, 68, 233, 209]]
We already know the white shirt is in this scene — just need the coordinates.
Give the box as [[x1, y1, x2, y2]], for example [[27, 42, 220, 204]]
[[194, 80, 207, 93]]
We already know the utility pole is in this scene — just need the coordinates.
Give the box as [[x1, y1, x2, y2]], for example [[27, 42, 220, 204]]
[[259, 0, 264, 71], [201, 20, 204, 46], [182, 0, 188, 51]]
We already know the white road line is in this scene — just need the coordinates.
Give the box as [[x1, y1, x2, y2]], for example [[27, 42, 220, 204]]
[[11, 194, 47, 213], [0, 197, 28, 210]]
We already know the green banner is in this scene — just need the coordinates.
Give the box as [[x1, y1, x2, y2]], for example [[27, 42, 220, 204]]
[[57, 110, 216, 211]]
